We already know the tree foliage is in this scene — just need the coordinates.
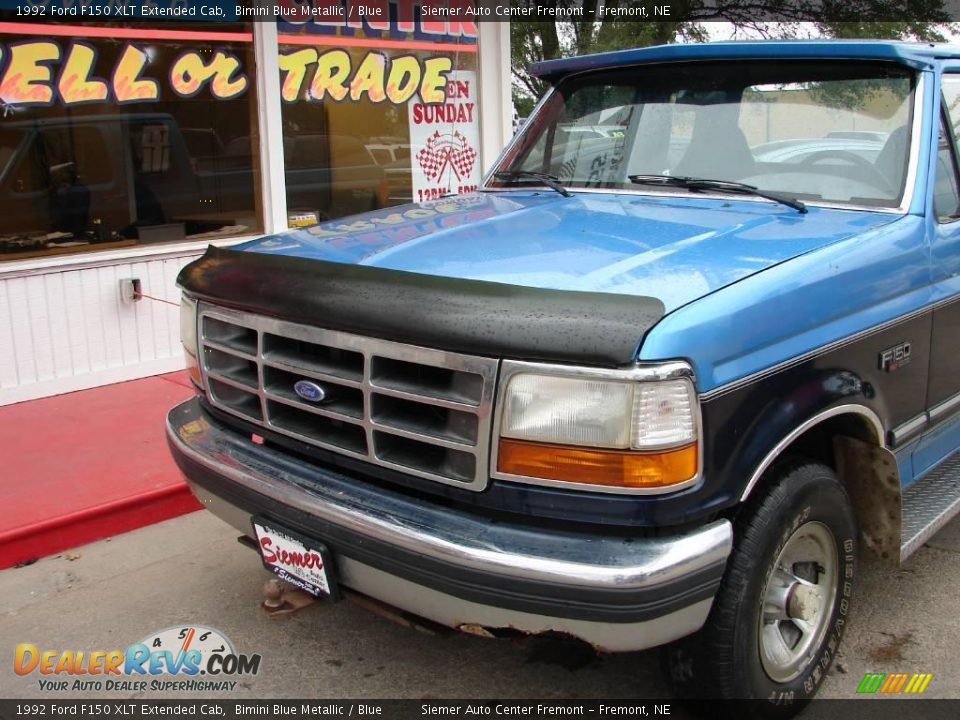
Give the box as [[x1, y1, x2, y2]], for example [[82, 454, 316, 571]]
[[510, 1, 957, 115]]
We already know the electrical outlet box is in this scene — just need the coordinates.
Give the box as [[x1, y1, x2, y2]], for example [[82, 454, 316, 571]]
[[119, 278, 141, 304]]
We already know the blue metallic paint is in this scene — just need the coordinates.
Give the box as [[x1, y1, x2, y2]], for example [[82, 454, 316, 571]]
[[895, 442, 917, 489], [639, 215, 930, 391], [914, 62, 960, 482], [643, 68, 937, 394], [225, 45, 960, 511], [240, 193, 900, 318], [914, 413, 960, 481], [698, 312, 931, 509]]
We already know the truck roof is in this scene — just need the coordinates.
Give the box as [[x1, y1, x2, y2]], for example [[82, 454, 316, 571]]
[[529, 40, 960, 82]]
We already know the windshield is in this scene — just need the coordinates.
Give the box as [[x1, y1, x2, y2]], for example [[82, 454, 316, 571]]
[[492, 61, 915, 209]]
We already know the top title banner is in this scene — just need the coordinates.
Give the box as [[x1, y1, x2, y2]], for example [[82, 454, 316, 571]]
[[3, 0, 238, 19]]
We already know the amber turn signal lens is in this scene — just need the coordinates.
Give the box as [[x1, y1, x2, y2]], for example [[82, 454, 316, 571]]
[[184, 351, 203, 390], [497, 438, 697, 489], [187, 362, 203, 388]]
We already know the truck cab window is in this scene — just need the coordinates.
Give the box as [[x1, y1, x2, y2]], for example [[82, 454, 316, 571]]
[[935, 114, 960, 221], [938, 76, 960, 222], [496, 61, 914, 208]]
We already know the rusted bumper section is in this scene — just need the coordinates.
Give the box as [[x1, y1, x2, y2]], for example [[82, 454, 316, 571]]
[[167, 398, 732, 652]]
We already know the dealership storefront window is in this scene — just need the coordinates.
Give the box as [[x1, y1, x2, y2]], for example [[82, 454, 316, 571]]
[[0, 16, 482, 257], [0, 11, 509, 405], [0, 22, 261, 260], [276, 22, 480, 222]]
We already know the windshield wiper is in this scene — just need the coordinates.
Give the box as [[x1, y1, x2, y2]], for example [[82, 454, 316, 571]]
[[492, 170, 571, 197], [628, 174, 807, 214]]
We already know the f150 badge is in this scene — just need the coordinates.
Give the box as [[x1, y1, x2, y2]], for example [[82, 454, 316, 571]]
[[879, 342, 912, 372], [294, 380, 326, 403]]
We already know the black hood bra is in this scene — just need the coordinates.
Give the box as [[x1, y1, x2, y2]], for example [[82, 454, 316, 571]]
[[178, 246, 666, 368]]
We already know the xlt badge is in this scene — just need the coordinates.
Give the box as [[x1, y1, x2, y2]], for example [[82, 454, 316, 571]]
[[879, 342, 912, 372]]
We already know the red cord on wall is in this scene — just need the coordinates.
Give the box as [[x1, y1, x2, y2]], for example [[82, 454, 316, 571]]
[[133, 291, 180, 307]]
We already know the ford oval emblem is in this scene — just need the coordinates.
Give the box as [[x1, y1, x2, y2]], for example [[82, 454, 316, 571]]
[[293, 380, 326, 403]]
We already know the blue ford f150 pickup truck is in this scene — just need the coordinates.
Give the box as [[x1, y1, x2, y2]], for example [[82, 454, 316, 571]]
[[167, 41, 960, 710]]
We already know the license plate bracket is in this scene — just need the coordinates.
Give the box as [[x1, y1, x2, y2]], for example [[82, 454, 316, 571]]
[[251, 517, 340, 601]]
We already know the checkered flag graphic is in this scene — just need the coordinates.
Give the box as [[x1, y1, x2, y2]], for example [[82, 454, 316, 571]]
[[449, 131, 477, 179], [416, 132, 446, 180], [417, 131, 477, 182]]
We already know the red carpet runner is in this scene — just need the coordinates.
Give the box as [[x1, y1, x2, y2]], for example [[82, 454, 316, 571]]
[[0, 372, 200, 568]]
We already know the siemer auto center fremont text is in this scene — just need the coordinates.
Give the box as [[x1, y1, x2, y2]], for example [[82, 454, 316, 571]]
[[228, 704, 668, 716], [421, 3, 672, 17], [419, 705, 666, 715]]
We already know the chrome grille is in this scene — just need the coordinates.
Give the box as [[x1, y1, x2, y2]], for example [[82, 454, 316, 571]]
[[197, 304, 498, 491]]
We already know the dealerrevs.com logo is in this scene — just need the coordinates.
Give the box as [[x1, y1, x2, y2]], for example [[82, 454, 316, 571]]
[[14, 625, 261, 692]]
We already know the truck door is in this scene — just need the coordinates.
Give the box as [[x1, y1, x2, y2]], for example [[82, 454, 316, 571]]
[[915, 71, 960, 476]]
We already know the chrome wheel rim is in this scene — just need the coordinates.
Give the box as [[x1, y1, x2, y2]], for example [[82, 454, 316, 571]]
[[759, 521, 838, 683]]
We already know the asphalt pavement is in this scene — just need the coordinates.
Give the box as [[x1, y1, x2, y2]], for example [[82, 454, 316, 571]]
[[2, 509, 959, 704]]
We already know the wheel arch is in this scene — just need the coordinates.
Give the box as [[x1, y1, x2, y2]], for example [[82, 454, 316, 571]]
[[740, 404, 902, 562]]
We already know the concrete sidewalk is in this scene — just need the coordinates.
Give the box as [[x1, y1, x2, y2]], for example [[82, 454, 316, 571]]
[[2, 511, 959, 703]]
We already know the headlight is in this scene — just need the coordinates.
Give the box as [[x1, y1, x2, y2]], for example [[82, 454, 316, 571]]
[[501, 374, 634, 448], [497, 371, 698, 492], [179, 294, 201, 388]]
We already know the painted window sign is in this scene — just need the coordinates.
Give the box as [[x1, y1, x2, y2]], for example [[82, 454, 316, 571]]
[[278, 48, 450, 104], [408, 70, 479, 202], [0, 39, 455, 109], [274, 1, 479, 216], [0, 40, 248, 106]]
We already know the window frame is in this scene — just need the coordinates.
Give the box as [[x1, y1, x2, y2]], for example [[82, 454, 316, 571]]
[[936, 73, 960, 224]]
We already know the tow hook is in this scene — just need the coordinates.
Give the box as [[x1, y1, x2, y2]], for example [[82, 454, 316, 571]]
[[236, 535, 320, 618], [260, 578, 318, 618]]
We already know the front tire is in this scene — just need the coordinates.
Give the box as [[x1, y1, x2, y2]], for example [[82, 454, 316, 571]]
[[664, 461, 856, 716]]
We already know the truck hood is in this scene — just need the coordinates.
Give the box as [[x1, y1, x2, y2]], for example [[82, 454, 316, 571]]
[[240, 191, 901, 313]]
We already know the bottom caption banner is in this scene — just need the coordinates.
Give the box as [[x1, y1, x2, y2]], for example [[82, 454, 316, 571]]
[[1, 700, 959, 720]]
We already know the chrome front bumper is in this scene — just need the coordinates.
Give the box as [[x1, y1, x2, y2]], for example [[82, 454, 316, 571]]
[[167, 398, 733, 652]]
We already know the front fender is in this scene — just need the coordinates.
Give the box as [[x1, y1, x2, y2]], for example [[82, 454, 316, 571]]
[[700, 363, 885, 506]]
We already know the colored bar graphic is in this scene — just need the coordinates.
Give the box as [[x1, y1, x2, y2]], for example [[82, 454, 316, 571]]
[[856, 673, 886, 693], [857, 672, 933, 694]]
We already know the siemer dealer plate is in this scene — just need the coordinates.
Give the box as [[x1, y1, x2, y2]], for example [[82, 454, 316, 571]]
[[252, 518, 340, 600]]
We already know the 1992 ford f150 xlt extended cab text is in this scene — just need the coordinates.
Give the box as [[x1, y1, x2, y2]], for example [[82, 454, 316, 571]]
[[167, 41, 960, 711]]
